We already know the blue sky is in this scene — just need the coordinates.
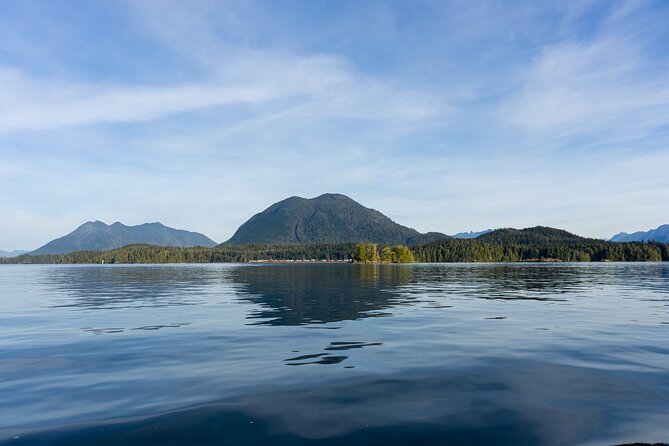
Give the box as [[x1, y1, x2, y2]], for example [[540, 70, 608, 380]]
[[1, 0, 668, 249]]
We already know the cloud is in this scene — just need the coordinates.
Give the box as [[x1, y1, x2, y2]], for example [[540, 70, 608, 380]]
[[0, 49, 440, 133], [1, 1, 668, 249], [500, 36, 669, 141], [0, 68, 274, 131]]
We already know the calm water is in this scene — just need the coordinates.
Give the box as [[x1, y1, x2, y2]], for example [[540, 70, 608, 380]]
[[1, 263, 668, 445]]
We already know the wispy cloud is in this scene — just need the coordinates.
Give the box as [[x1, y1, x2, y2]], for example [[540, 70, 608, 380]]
[[502, 39, 669, 136], [500, 2, 669, 143], [0, 48, 439, 133], [0, 67, 277, 131], [1, 1, 668, 249]]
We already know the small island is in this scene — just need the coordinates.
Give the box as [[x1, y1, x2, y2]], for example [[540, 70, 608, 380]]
[[353, 243, 415, 263]]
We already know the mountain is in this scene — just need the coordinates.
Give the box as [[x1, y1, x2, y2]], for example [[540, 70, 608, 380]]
[[477, 226, 599, 245], [610, 224, 669, 243], [30, 221, 217, 255], [451, 229, 492, 239], [0, 249, 29, 258], [223, 193, 449, 246], [405, 232, 451, 246]]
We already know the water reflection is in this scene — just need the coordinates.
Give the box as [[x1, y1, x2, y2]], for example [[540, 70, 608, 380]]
[[231, 264, 414, 325], [284, 341, 383, 366], [403, 264, 589, 302], [35, 263, 669, 334], [42, 265, 231, 310], [9, 360, 667, 446], [230, 263, 600, 326], [40, 263, 669, 325], [80, 322, 190, 335], [2, 264, 669, 445]]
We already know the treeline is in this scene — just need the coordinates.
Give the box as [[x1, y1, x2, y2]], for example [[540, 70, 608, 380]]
[[1, 244, 357, 264], [352, 243, 415, 263], [412, 239, 669, 262], [2, 239, 668, 265]]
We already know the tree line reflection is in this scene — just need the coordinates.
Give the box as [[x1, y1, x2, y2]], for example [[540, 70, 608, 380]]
[[42, 263, 669, 325]]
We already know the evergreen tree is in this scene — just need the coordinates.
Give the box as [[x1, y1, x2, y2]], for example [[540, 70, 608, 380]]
[[381, 245, 394, 262], [393, 245, 415, 263], [366, 243, 380, 262]]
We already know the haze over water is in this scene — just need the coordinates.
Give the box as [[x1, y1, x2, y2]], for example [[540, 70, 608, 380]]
[[1, 263, 668, 445]]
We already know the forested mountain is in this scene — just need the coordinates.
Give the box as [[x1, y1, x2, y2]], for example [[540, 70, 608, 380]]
[[610, 224, 669, 243], [413, 226, 668, 262], [6, 208, 669, 264], [30, 221, 217, 255], [223, 193, 449, 246], [477, 226, 598, 245], [405, 232, 451, 245]]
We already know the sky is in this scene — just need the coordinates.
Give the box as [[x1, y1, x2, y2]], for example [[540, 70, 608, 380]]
[[1, 0, 669, 249]]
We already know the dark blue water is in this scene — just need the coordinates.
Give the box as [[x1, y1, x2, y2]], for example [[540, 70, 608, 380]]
[[1, 263, 668, 445]]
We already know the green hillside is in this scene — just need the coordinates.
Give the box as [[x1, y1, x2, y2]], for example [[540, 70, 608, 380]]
[[223, 193, 448, 246]]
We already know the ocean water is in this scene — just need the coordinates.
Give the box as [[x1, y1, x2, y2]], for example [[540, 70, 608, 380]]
[[0, 263, 668, 446]]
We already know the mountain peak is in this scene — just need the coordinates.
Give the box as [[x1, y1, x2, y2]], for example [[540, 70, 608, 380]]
[[139, 222, 167, 228], [314, 193, 350, 200], [82, 220, 108, 227], [224, 193, 447, 246]]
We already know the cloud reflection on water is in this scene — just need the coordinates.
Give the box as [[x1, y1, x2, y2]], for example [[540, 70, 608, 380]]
[[9, 360, 667, 446]]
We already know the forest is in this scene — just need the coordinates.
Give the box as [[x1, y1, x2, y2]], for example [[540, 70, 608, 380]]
[[2, 237, 668, 264], [411, 238, 668, 262], [1, 243, 356, 264]]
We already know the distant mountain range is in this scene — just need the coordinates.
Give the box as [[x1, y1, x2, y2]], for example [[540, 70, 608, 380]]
[[14, 195, 668, 258], [12, 224, 664, 265], [223, 193, 448, 246], [0, 249, 29, 258], [30, 221, 217, 255], [451, 229, 492, 239], [7, 213, 668, 264], [610, 224, 669, 243]]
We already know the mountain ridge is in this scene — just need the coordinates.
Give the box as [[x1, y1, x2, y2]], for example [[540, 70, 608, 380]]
[[0, 249, 29, 258], [610, 224, 669, 243], [31, 221, 217, 255], [476, 226, 599, 245]]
